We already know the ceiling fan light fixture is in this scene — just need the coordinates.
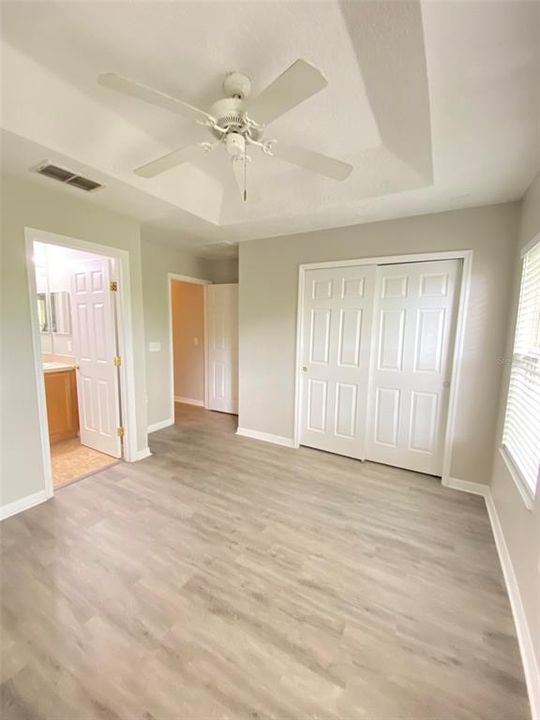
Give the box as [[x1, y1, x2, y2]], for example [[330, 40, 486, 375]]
[[225, 132, 246, 157]]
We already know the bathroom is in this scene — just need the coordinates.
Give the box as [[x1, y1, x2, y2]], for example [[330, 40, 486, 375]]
[[34, 240, 121, 487]]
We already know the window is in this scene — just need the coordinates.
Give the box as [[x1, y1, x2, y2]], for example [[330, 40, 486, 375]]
[[502, 238, 540, 499]]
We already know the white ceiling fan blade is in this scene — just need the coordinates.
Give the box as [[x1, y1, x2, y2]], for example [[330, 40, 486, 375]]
[[98, 73, 215, 124], [246, 59, 327, 126], [134, 143, 208, 178], [269, 142, 352, 181]]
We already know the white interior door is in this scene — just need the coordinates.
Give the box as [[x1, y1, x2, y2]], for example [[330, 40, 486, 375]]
[[71, 258, 122, 457], [206, 284, 238, 414], [366, 259, 460, 475], [299, 265, 376, 459]]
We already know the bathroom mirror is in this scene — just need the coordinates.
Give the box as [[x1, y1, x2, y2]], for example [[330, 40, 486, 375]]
[[50, 292, 72, 335], [37, 293, 52, 333], [37, 292, 72, 335]]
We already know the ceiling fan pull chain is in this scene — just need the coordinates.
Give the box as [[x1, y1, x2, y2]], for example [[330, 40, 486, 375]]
[[243, 151, 247, 202]]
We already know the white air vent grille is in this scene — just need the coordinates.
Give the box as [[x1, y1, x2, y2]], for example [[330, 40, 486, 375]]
[[34, 162, 103, 192]]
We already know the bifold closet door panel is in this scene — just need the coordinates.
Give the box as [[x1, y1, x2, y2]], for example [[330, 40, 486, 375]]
[[299, 265, 376, 459], [206, 283, 238, 414], [366, 259, 460, 475]]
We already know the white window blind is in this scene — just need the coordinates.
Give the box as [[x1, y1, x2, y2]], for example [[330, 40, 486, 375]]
[[502, 239, 540, 496]]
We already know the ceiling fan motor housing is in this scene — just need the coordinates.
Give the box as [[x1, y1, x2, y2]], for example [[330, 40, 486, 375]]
[[209, 97, 263, 141], [223, 72, 251, 100]]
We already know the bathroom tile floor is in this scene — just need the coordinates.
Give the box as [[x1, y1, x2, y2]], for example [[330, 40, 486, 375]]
[[50, 438, 118, 487]]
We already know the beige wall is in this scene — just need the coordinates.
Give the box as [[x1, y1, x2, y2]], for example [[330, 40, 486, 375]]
[[1, 175, 148, 507], [209, 257, 239, 284], [141, 229, 213, 428], [171, 281, 205, 403], [238, 202, 519, 485], [490, 172, 540, 692]]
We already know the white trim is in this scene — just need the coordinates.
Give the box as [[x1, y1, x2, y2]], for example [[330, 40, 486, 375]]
[[147, 418, 174, 433], [204, 285, 210, 410], [236, 427, 295, 448], [300, 250, 471, 271], [442, 476, 488, 496], [167, 273, 212, 424], [174, 396, 204, 407], [440, 252, 472, 485], [520, 231, 540, 258], [485, 491, 540, 720], [293, 250, 473, 477], [293, 266, 305, 449], [133, 447, 152, 461], [445, 478, 539, 720], [168, 273, 211, 285], [498, 446, 535, 510], [26, 238, 54, 498], [1, 490, 51, 521]]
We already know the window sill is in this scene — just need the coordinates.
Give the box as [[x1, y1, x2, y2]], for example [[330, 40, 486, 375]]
[[498, 446, 535, 511]]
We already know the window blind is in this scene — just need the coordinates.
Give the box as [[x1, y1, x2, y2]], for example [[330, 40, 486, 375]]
[[502, 239, 540, 495]]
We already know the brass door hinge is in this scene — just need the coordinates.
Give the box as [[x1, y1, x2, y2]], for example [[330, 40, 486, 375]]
[[117, 426, 125, 437], [110, 280, 118, 292], [113, 355, 122, 367]]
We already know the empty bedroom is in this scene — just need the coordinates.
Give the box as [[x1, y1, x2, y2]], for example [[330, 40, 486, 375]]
[[1, 1, 539, 719]]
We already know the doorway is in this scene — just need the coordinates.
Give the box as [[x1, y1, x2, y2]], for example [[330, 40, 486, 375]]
[[27, 228, 137, 494], [171, 278, 207, 409], [294, 251, 471, 481], [33, 240, 121, 487], [168, 274, 239, 424]]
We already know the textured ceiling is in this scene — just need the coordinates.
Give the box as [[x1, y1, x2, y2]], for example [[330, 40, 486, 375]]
[[1, 0, 539, 255]]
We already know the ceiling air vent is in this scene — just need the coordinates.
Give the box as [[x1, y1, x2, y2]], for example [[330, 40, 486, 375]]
[[34, 162, 103, 192]]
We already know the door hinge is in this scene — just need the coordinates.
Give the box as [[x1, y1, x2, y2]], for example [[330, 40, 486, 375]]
[[110, 280, 118, 292], [113, 355, 122, 367], [117, 426, 125, 437]]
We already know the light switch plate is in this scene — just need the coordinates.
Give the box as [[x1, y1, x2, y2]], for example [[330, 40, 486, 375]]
[[149, 342, 161, 352]]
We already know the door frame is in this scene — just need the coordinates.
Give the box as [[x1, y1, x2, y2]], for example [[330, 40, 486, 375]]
[[293, 250, 473, 487], [167, 273, 212, 423], [25, 227, 139, 499]]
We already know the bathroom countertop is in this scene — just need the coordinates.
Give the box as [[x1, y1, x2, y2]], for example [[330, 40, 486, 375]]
[[43, 361, 77, 373]]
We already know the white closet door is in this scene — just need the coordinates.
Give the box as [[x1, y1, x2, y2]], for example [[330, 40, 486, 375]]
[[71, 258, 122, 458], [299, 265, 376, 459], [206, 284, 238, 414], [366, 259, 460, 475]]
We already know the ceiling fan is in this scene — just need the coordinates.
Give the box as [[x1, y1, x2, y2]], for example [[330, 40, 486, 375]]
[[97, 59, 352, 202]]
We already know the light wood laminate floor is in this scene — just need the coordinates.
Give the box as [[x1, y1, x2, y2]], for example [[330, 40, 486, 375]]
[[1, 403, 529, 720]]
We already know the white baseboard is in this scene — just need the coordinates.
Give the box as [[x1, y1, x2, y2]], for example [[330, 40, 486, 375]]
[[236, 427, 295, 448], [442, 476, 489, 496], [175, 396, 204, 407], [147, 417, 174, 433], [133, 447, 152, 461], [1, 489, 51, 521], [447, 477, 539, 719], [485, 490, 540, 720]]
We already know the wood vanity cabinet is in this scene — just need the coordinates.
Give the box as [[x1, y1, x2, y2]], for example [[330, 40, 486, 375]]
[[44, 370, 80, 444]]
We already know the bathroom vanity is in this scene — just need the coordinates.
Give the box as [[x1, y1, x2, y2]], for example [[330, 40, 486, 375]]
[[43, 364, 79, 444]]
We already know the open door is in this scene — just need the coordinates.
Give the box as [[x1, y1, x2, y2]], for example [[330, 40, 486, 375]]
[[71, 258, 122, 457], [206, 284, 238, 414]]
